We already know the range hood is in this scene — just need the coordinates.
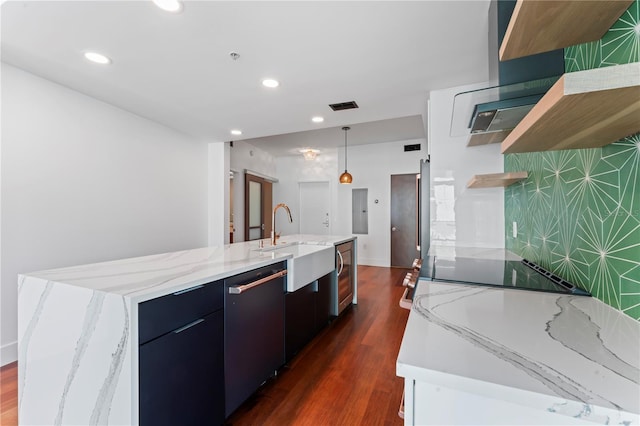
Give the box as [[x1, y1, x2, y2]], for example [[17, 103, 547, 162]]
[[451, 0, 564, 146]]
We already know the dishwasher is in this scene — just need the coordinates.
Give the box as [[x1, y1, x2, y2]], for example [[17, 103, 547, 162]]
[[224, 261, 287, 417]]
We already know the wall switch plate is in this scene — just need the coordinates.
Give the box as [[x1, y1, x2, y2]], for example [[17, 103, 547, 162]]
[[512, 221, 518, 238]]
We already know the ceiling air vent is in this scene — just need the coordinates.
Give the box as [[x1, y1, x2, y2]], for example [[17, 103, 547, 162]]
[[404, 144, 421, 152], [329, 101, 359, 111]]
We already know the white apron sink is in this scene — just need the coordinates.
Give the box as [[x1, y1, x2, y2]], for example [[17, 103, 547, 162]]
[[256, 243, 335, 292]]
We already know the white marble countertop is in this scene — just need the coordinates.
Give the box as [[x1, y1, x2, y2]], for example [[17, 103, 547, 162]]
[[21, 234, 355, 303], [17, 233, 356, 425], [397, 250, 640, 423]]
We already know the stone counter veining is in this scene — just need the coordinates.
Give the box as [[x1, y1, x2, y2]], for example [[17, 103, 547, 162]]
[[22, 234, 354, 302], [17, 234, 355, 425], [397, 279, 640, 425]]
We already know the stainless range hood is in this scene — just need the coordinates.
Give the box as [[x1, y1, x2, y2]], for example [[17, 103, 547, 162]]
[[463, 77, 560, 146], [451, 0, 564, 146]]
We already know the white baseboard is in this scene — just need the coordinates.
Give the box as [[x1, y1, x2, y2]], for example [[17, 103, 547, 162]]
[[1, 341, 18, 366]]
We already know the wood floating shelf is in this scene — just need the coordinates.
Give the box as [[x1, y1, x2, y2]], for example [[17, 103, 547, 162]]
[[502, 62, 640, 154], [500, 0, 633, 60], [467, 172, 528, 189]]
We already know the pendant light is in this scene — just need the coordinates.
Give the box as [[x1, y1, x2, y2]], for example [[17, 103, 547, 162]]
[[339, 126, 353, 184]]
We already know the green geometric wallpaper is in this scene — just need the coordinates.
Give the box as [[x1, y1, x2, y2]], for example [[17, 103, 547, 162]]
[[505, 1, 640, 320], [565, 0, 639, 72]]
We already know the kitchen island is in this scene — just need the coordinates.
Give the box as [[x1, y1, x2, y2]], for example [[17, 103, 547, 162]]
[[397, 247, 640, 425], [17, 234, 356, 425]]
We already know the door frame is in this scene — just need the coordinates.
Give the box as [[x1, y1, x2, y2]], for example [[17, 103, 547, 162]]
[[298, 181, 331, 235], [244, 173, 272, 241]]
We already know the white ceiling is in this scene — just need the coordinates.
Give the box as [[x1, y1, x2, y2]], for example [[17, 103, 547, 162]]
[[243, 114, 426, 157], [1, 1, 491, 155]]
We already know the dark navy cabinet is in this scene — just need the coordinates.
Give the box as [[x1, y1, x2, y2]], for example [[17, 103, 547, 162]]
[[285, 272, 333, 362], [285, 282, 316, 361], [315, 273, 332, 333], [138, 281, 224, 426], [137, 262, 331, 424]]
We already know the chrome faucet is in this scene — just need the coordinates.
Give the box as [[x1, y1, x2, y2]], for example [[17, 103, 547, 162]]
[[271, 203, 293, 245]]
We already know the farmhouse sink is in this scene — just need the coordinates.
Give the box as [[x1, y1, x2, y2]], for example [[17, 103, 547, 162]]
[[256, 242, 335, 292]]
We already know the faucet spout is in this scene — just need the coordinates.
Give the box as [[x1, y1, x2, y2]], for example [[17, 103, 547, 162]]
[[271, 203, 293, 245]]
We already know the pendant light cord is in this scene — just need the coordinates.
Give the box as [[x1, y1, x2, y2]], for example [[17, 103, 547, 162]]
[[339, 126, 352, 184], [344, 129, 348, 171]]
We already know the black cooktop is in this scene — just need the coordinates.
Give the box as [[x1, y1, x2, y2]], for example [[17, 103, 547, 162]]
[[420, 256, 590, 296]]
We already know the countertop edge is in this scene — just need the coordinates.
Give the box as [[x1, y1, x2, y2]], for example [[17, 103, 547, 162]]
[[396, 360, 638, 422], [18, 234, 358, 303], [20, 255, 294, 304]]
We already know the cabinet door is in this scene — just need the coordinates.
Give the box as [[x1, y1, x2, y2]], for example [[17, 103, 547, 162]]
[[315, 273, 332, 332], [285, 283, 316, 362], [139, 310, 224, 426], [138, 281, 223, 345]]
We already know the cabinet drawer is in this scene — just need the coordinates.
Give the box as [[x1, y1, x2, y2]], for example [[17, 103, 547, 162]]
[[139, 281, 223, 344], [139, 310, 224, 426]]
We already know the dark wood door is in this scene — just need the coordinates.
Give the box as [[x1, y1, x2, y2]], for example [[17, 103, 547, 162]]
[[390, 174, 420, 268], [244, 174, 272, 241]]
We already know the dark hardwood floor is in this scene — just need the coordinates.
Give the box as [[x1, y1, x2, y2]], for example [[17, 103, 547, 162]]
[[1, 361, 18, 426], [0, 265, 410, 426], [227, 265, 410, 425]]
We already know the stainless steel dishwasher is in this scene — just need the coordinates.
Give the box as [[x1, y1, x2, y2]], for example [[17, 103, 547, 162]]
[[224, 261, 286, 417]]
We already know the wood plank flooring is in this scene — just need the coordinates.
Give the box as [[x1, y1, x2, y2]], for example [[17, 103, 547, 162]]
[[0, 265, 410, 426], [227, 265, 410, 425], [1, 361, 18, 426]]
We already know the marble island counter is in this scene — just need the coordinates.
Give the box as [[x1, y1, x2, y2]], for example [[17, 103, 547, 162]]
[[21, 233, 354, 302], [18, 233, 355, 425], [397, 276, 640, 425]]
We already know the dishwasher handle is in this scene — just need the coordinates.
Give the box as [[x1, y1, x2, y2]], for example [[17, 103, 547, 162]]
[[228, 270, 287, 295], [336, 249, 344, 277]]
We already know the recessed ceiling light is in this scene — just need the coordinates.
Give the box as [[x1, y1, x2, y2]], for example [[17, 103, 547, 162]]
[[84, 51, 111, 65], [262, 79, 279, 88], [311, 116, 324, 123], [153, 0, 183, 13], [230, 129, 242, 136]]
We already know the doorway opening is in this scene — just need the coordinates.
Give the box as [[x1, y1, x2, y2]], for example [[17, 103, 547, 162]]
[[299, 181, 331, 235]]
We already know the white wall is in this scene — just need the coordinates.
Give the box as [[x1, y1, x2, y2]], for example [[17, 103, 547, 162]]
[[1, 64, 209, 365], [229, 140, 277, 179], [230, 169, 244, 241], [229, 140, 277, 242], [273, 148, 339, 236], [429, 82, 505, 248], [271, 138, 427, 267], [208, 142, 230, 245], [336, 139, 427, 267], [0, 64, 3, 367]]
